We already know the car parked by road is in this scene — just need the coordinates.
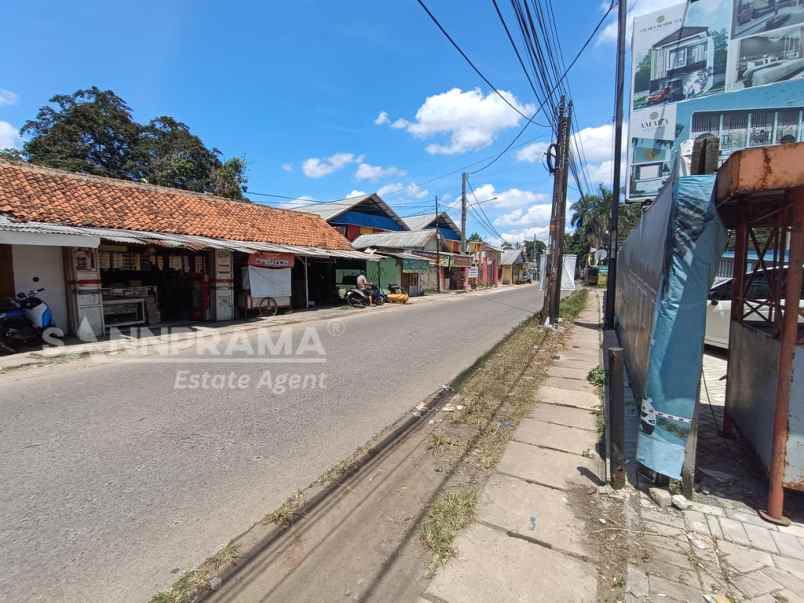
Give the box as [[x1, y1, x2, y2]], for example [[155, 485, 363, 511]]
[[705, 267, 804, 349]]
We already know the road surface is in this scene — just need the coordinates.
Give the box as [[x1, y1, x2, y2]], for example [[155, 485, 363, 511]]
[[0, 285, 544, 602]]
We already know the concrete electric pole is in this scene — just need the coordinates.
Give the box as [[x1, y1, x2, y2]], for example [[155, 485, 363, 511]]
[[604, 0, 627, 328], [461, 172, 467, 254]]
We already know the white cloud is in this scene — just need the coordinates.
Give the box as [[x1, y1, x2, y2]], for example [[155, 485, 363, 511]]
[[355, 162, 407, 181], [346, 189, 368, 198], [405, 183, 428, 199], [377, 182, 429, 200], [501, 226, 550, 245], [515, 142, 551, 163], [567, 122, 629, 184], [0, 90, 18, 107], [467, 183, 548, 209], [280, 195, 316, 209], [281, 163, 293, 172], [598, 0, 680, 44], [494, 204, 552, 227], [388, 88, 535, 155], [0, 121, 20, 149], [302, 152, 357, 178], [374, 111, 390, 126]]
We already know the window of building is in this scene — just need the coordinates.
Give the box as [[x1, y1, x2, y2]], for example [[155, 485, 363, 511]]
[[720, 111, 749, 154], [669, 47, 688, 69], [775, 109, 800, 144], [690, 43, 706, 64], [749, 110, 774, 147], [636, 164, 661, 180], [691, 112, 720, 138]]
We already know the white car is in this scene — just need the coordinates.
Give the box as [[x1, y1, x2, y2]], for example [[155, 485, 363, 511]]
[[705, 269, 804, 349]]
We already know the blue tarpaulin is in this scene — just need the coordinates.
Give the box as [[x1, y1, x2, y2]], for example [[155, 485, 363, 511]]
[[616, 175, 728, 479]]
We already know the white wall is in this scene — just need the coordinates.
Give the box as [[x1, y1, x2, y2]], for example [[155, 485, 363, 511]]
[[12, 245, 68, 332]]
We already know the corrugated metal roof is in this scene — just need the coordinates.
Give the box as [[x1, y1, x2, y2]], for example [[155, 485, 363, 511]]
[[501, 249, 525, 265], [403, 212, 462, 235], [294, 193, 409, 230], [351, 230, 436, 250]]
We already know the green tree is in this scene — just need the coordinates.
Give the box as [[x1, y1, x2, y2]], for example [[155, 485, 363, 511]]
[[211, 157, 248, 201], [21, 87, 140, 179], [633, 54, 652, 95], [524, 238, 546, 258], [468, 232, 483, 242], [17, 87, 249, 200], [569, 186, 642, 261]]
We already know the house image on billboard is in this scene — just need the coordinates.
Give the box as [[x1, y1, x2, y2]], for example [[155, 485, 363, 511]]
[[648, 26, 716, 103]]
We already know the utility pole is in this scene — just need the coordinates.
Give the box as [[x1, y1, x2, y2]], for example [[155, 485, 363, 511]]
[[435, 194, 441, 293], [460, 173, 468, 254], [544, 97, 572, 326], [605, 0, 627, 329]]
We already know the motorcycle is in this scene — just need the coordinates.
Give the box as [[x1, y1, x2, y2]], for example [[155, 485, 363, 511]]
[[345, 284, 386, 308], [0, 285, 58, 353]]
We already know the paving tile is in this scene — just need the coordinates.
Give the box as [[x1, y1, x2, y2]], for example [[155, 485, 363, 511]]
[[779, 523, 804, 539], [645, 544, 697, 572], [546, 365, 590, 381], [761, 565, 804, 593], [718, 540, 775, 573], [535, 385, 600, 410], [542, 376, 597, 393], [744, 523, 780, 554], [684, 510, 710, 536], [425, 523, 597, 603], [625, 565, 650, 598], [691, 502, 726, 517], [771, 530, 804, 560], [733, 568, 784, 598], [720, 517, 751, 546], [642, 508, 686, 530], [648, 574, 704, 602], [638, 557, 700, 589], [512, 420, 598, 456], [751, 590, 804, 603], [728, 510, 779, 531], [707, 515, 725, 540], [477, 473, 589, 558], [497, 441, 601, 491], [527, 403, 597, 431], [773, 555, 804, 580]]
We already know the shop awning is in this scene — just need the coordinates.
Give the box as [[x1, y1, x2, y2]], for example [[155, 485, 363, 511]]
[[0, 216, 379, 261], [0, 216, 100, 248]]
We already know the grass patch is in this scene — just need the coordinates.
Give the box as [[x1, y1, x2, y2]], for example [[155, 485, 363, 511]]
[[263, 490, 304, 527], [587, 366, 605, 388], [559, 287, 590, 321], [428, 434, 461, 455], [420, 489, 478, 567], [148, 543, 239, 603]]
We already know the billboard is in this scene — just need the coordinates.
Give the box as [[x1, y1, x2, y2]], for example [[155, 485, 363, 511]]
[[627, 0, 804, 201]]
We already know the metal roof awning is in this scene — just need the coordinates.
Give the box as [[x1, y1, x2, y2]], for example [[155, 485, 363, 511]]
[[0, 216, 101, 248]]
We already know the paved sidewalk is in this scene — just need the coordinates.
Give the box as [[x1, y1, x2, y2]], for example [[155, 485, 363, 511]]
[[623, 354, 804, 602], [424, 290, 606, 603]]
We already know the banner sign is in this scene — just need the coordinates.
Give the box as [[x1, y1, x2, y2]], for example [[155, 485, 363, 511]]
[[468, 266, 479, 278], [248, 252, 295, 269]]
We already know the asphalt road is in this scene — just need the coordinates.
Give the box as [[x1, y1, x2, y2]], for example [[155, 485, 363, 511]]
[[0, 285, 544, 602]]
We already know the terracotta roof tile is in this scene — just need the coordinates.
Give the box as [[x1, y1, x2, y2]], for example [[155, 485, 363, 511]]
[[0, 161, 352, 251]]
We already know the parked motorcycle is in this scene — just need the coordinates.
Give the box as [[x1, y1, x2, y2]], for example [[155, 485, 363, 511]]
[[345, 284, 386, 308], [0, 285, 58, 353]]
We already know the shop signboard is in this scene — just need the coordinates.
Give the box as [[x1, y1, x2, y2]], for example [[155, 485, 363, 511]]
[[248, 252, 295, 269], [468, 266, 479, 278], [402, 258, 430, 273]]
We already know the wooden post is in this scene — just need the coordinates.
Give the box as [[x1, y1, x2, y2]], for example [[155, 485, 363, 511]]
[[608, 346, 625, 489], [723, 214, 748, 436]]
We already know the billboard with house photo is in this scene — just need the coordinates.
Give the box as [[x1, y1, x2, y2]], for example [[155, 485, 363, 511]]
[[627, 0, 732, 199], [727, 22, 804, 89]]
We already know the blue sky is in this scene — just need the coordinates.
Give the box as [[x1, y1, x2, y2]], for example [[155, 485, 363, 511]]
[[0, 0, 675, 244]]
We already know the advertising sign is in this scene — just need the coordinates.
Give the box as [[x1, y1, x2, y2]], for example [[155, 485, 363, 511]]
[[627, 0, 732, 200], [468, 266, 479, 278]]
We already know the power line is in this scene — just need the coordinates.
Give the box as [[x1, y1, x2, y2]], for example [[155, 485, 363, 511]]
[[415, 0, 551, 128]]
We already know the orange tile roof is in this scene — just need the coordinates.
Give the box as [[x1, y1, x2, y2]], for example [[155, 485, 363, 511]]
[[0, 161, 352, 251]]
